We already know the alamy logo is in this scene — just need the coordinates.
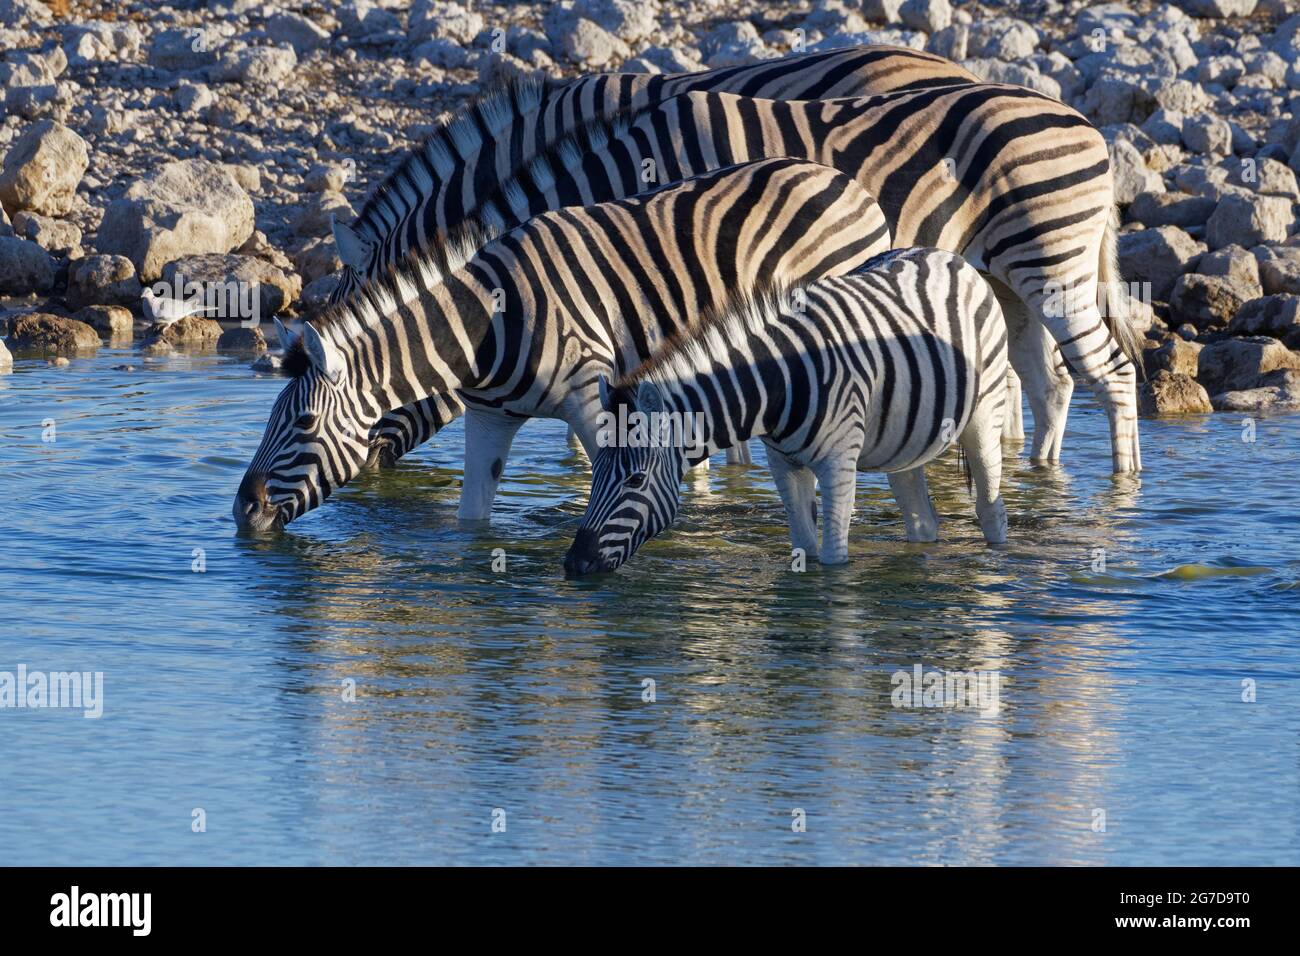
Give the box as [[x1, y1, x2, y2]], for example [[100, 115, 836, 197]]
[[890, 664, 1001, 715], [0, 665, 103, 718], [50, 886, 151, 936], [595, 405, 706, 454]]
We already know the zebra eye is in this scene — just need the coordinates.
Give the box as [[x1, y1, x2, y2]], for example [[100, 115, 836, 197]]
[[296, 413, 319, 431], [624, 472, 647, 489]]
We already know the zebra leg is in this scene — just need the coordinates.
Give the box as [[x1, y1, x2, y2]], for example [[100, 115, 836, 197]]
[[457, 408, 526, 521], [886, 467, 940, 543], [1006, 315, 1073, 464], [958, 400, 1009, 546], [725, 441, 754, 465], [566, 425, 589, 462], [766, 447, 818, 557], [812, 455, 859, 565], [1003, 365, 1025, 443]]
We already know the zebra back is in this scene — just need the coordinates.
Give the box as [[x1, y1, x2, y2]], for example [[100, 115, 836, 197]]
[[332, 46, 978, 303]]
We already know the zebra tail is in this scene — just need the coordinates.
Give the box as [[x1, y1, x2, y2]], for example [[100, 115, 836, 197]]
[[1097, 203, 1145, 380]]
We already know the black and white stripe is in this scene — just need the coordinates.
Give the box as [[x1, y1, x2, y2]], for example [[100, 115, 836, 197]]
[[564, 248, 1011, 574], [330, 46, 978, 465], [362, 81, 1141, 476], [234, 159, 892, 531]]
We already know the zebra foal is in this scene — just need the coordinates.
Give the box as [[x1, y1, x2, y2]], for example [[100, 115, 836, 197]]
[[563, 249, 1011, 575]]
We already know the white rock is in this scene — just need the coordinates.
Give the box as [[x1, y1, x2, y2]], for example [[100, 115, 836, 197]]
[[1183, 114, 1234, 156], [408, 1, 484, 46], [0, 235, 55, 294], [266, 12, 331, 55], [964, 17, 1038, 60], [1182, 0, 1257, 16], [1207, 194, 1295, 249], [900, 0, 951, 33], [96, 160, 256, 282], [0, 119, 88, 217], [211, 45, 298, 85]]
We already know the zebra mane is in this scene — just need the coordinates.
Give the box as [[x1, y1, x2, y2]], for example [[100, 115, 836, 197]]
[[474, 101, 649, 229], [350, 74, 551, 244], [282, 218, 501, 379], [618, 278, 794, 392]]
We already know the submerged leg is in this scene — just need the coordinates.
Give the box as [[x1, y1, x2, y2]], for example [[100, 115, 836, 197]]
[[812, 454, 859, 565], [959, 398, 1009, 545], [886, 466, 940, 543], [766, 446, 818, 557], [458, 408, 526, 521]]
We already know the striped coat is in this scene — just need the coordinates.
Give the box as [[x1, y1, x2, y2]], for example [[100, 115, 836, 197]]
[[565, 248, 1011, 574]]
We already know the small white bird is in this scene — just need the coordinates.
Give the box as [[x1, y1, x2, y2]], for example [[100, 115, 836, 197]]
[[140, 287, 219, 325]]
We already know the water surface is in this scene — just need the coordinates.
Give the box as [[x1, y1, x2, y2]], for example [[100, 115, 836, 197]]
[[1, 346, 1297, 865]]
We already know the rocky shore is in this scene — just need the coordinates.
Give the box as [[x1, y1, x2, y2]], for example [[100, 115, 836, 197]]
[[3, 0, 1300, 414]]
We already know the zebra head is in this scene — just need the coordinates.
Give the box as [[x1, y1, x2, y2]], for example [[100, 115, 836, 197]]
[[564, 377, 687, 576], [233, 319, 373, 533]]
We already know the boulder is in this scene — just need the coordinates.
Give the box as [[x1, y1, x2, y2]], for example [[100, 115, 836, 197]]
[[1117, 226, 1204, 301], [1229, 294, 1300, 341], [96, 160, 255, 282], [1128, 192, 1217, 229], [148, 27, 221, 72], [1110, 140, 1165, 205], [409, 0, 485, 46], [4, 312, 99, 354], [139, 315, 222, 350], [562, 18, 630, 67], [1143, 336, 1202, 378], [1182, 114, 1233, 157], [1170, 274, 1251, 331], [900, 0, 951, 32], [66, 254, 142, 309], [1255, 246, 1300, 295], [1138, 371, 1212, 416], [73, 305, 133, 339], [1197, 244, 1262, 294], [216, 325, 268, 352], [1197, 336, 1300, 393], [964, 18, 1038, 60], [0, 235, 55, 294], [1206, 194, 1294, 250], [10, 210, 80, 255], [265, 12, 331, 55], [1181, 0, 1257, 15], [211, 45, 298, 85], [1211, 369, 1300, 413], [160, 254, 300, 321], [0, 120, 88, 217]]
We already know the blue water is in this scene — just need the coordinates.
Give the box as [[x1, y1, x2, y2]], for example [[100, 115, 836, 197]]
[[1, 345, 1297, 865]]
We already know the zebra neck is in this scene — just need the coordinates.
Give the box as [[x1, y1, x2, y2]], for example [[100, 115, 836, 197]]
[[344, 275, 498, 410], [659, 368, 768, 469]]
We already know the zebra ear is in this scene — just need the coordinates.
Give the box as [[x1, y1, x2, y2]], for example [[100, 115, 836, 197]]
[[273, 317, 296, 349], [636, 381, 664, 416], [598, 374, 614, 413], [332, 217, 372, 272], [302, 322, 344, 385]]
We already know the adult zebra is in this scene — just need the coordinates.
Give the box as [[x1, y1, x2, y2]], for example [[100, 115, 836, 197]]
[[377, 85, 1140, 476], [331, 44, 977, 302], [329, 45, 981, 467], [564, 248, 1012, 574], [234, 159, 892, 531]]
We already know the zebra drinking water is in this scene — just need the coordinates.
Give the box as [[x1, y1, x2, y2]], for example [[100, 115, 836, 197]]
[[563, 248, 1011, 575], [234, 159, 892, 531]]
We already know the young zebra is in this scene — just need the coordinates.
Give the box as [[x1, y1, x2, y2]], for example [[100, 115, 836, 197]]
[[357, 85, 1140, 477], [233, 159, 892, 531], [330, 46, 979, 467], [563, 249, 1010, 575]]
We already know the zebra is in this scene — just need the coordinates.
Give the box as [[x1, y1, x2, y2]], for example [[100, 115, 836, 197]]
[[563, 248, 1010, 575], [234, 158, 893, 532], [330, 45, 977, 302], [328, 45, 979, 467]]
